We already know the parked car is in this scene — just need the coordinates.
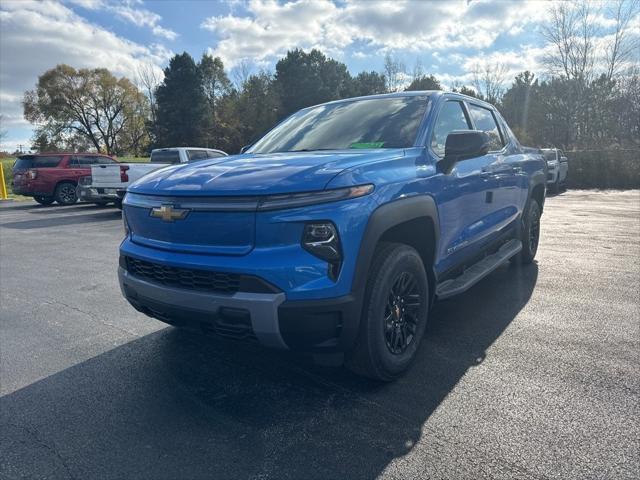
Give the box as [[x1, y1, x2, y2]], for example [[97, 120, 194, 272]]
[[118, 91, 546, 381], [541, 148, 568, 193], [77, 147, 227, 207], [12, 153, 117, 205]]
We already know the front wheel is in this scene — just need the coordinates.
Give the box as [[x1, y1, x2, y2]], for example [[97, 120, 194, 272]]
[[346, 243, 429, 381], [33, 195, 54, 205], [54, 182, 78, 205]]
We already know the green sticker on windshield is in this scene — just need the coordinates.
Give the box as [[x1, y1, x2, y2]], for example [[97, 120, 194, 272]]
[[349, 142, 385, 149]]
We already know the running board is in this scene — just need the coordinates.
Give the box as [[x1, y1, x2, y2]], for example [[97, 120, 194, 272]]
[[436, 239, 522, 300]]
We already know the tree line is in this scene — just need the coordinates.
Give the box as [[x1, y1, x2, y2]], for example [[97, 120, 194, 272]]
[[23, 1, 638, 157]]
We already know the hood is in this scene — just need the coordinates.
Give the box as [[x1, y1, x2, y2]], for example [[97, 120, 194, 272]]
[[128, 149, 405, 196]]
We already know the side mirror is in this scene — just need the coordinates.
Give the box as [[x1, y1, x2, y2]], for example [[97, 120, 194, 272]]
[[240, 145, 251, 154], [440, 130, 491, 174]]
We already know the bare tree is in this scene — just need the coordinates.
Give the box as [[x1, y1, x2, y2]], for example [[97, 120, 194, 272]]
[[136, 64, 161, 126], [541, 1, 598, 81], [383, 53, 406, 92], [231, 59, 253, 90], [472, 62, 508, 104], [411, 57, 424, 82], [605, 0, 640, 81]]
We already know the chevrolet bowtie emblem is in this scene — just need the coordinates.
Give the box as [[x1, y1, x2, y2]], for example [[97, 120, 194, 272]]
[[150, 204, 189, 222]]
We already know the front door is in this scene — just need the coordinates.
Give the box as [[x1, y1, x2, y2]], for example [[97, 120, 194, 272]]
[[428, 99, 495, 274]]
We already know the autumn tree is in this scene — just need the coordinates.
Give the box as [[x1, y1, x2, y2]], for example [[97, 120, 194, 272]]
[[23, 64, 149, 155]]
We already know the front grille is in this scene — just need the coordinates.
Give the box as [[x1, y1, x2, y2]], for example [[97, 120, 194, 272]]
[[125, 257, 240, 294]]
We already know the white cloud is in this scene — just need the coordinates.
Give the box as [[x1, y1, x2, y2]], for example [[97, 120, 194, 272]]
[[201, 0, 552, 67], [0, 0, 171, 148], [68, 0, 178, 40]]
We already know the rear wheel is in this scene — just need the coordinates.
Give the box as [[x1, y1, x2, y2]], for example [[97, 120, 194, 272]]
[[346, 243, 429, 381], [54, 182, 78, 205], [33, 195, 54, 205], [514, 198, 541, 265]]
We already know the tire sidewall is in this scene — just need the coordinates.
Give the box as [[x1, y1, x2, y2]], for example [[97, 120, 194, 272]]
[[521, 199, 541, 262], [364, 246, 429, 378], [33, 195, 54, 205]]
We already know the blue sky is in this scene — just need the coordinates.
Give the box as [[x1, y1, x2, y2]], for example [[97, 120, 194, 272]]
[[0, 0, 633, 152]]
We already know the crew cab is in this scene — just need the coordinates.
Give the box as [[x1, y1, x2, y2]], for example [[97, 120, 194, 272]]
[[79, 147, 227, 206], [119, 92, 546, 380], [12, 153, 117, 205], [541, 148, 568, 193]]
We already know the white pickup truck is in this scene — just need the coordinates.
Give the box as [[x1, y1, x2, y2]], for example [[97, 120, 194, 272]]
[[77, 147, 227, 206], [541, 148, 569, 193]]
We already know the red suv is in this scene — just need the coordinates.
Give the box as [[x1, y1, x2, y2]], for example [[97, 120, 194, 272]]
[[12, 153, 117, 205]]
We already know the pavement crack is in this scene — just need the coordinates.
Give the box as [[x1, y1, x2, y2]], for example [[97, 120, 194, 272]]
[[44, 297, 139, 337], [3, 422, 78, 480]]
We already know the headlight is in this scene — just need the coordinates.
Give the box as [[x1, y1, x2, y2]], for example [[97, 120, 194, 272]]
[[302, 222, 342, 281], [257, 184, 374, 211]]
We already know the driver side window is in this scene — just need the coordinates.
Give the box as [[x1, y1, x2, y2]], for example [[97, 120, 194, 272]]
[[431, 101, 471, 156]]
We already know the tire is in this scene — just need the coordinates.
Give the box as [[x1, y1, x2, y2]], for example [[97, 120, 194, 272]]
[[551, 177, 560, 194], [54, 182, 78, 205], [114, 199, 123, 210], [346, 242, 429, 381], [33, 195, 54, 205], [514, 198, 541, 265]]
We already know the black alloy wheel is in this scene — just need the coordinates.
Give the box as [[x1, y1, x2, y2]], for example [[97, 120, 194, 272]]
[[384, 271, 421, 355]]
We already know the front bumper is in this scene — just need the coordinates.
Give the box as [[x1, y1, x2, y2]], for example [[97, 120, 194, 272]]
[[77, 185, 119, 202], [119, 265, 361, 351]]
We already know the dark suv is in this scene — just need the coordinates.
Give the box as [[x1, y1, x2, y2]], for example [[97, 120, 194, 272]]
[[12, 153, 117, 205]]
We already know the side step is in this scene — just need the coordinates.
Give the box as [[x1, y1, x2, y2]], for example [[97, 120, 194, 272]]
[[436, 239, 522, 300]]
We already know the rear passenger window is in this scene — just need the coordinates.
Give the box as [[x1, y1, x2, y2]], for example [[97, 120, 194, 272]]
[[187, 150, 209, 162], [95, 156, 115, 164], [468, 104, 505, 151], [74, 156, 99, 166], [151, 150, 181, 164], [206, 150, 225, 159], [431, 101, 471, 156]]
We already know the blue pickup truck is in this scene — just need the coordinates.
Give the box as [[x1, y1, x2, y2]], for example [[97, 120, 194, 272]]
[[119, 91, 545, 380]]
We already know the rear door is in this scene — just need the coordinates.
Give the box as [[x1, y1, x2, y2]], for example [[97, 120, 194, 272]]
[[429, 98, 495, 273], [466, 103, 522, 238]]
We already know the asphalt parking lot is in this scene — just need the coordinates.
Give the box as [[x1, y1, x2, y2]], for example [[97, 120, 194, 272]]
[[1, 190, 638, 480]]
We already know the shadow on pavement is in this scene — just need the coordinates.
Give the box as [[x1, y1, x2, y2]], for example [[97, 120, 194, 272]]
[[0, 210, 121, 229], [0, 202, 117, 212], [0, 263, 538, 479]]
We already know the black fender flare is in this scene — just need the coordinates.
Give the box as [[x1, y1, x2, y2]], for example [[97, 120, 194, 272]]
[[527, 170, 547, 212], [335, 194, 440, 350], [351, 194, 440, 296]]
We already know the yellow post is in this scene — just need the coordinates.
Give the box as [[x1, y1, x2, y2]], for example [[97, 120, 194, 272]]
[[0, 162, 8, 200]]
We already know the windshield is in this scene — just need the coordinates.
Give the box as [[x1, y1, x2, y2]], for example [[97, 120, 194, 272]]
[[13, 155, 63, 170], [249, 96, 429, 154]]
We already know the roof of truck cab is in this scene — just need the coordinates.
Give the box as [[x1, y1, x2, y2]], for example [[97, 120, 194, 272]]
[[310, 90, 498, 110]]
